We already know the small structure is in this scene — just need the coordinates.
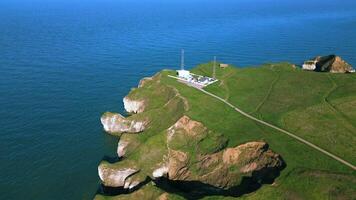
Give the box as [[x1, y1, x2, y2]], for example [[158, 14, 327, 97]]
[[302, 59, 317, 71], [197, 76, 213, 85], [170, 50, 218, 88], [220, 63, 229, 68]]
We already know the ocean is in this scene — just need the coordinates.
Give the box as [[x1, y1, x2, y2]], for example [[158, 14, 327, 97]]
[[0, 0, 355, 199]]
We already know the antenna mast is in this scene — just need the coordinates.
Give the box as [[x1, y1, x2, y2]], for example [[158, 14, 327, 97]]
[[181, 49, 185, 70], [213, 56, 216, 79]]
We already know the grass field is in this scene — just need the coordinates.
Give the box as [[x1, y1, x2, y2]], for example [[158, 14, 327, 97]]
[[96, 62, 356, 200], [194, 62, 356, 164]]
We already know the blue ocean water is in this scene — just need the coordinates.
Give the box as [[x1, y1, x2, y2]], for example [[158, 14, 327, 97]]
[[0, 0, 356, 199]]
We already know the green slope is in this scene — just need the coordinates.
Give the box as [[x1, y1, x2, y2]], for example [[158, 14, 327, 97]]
[[196, 62, 356, 164]]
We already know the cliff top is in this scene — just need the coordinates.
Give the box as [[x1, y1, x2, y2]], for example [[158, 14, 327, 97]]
[[96, 62, 356, 200]]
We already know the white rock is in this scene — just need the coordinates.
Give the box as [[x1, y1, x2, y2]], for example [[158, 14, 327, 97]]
[[152, 165, 168, 178], [123, 178, 131, 189], [98, 165, 138, 187], [129, 181, 140, 189], [100, 113, 121, 133], [123, 97, 145, 113], [117, 140, 129, 158], [123, 178, 140, 190], [100, 113, 146, 134], [130, 121, 145, 132]]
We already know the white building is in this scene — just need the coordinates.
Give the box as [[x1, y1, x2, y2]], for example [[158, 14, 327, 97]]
[[177, 69, 191, 79]]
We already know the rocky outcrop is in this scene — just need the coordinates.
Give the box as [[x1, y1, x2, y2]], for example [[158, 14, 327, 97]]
[[98, 164, 139, 187], [123, 177, 141, 190], [117, 139, 130, 158], [163, 116, 284, 189], [304, 55, 354, 73], [98, 115, 284, 197], [167, 149, 191, 180], [123, 97, 145, 114], [167, 115, 206, 140], [100, 112, 147, 134], [222, 141, 283, 175], [152, 165, 169, 178]]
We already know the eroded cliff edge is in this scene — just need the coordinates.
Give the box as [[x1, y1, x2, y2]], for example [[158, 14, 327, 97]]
[[95, 72, 285, 199]]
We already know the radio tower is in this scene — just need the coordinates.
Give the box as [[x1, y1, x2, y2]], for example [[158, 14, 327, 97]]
[[213, 56, 216, 79], [181, 49, 185, 70]]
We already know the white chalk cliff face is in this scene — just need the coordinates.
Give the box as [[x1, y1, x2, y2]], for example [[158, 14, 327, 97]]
[[152, 165, 169, 178], [117, 139, 129, 158], [98, 116, 284, 193], [101, 112, 147, 134], [98, 165, 138, 187], [123, 97, 145, 114], [123, 177, 140, 190]]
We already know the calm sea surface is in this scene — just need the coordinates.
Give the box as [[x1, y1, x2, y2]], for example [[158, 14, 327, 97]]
[[1, 0, 356, 199]]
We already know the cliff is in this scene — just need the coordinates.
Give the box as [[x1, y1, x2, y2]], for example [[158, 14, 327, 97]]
[[98, 115, 284, 198], [97, 71, 285, 199], [154, 116, 284, 190], [95, 62, 356, 200], [101, 112, 147, 134]]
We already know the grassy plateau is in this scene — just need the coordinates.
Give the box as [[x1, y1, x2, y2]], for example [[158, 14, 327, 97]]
[[96, 62, 356, 200]]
